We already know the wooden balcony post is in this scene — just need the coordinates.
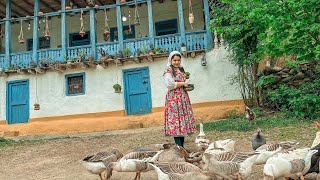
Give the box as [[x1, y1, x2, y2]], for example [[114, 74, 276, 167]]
[[89, 7, 97, 59], [61, 0, 67, 61], [177, 0, 186, 47], [116, 0, 123, 52], [5, 0, 12, 68], [33, 0, 40, 64], [147, 0, 154, 47], [203, 0, 213, 50]]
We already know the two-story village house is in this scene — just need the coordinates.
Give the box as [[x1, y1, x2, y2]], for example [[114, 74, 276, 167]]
[[0, 0, 243, 136]]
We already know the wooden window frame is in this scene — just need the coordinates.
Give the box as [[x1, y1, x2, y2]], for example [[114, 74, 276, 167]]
[[65, 72, 86, 96]]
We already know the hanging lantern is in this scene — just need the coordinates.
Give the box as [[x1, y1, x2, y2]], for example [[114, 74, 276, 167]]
[[134, 0, 140, 25], [86, 0, 95, 7], [18, 21, 25, 44], [188, 0, 194, 29], [79, 9, 86, 37], [27, 21, 31, 30]]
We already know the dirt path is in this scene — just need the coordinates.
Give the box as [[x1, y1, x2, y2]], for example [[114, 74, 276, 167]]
[[0, 125, 318, 180]]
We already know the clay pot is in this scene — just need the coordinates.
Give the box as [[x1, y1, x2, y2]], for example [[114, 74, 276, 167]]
[[79, 30, 86, 37], [19, 39, 25, 44], [88, 56, 94, 62], [34, 104, 40, 110], [103, 30, 110, 36], [101, 56, 107, 62], [120, 0, 126, 3], [38, 11, 44, 15], [65, 6, 72, 10]]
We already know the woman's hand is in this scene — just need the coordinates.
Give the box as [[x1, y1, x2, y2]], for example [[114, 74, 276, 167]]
[[184, 82, 189, 87]]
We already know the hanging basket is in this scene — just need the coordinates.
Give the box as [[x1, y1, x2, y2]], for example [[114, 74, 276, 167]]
[[79, 30, 86, 37], [103, 30, 110, 36], [34, 103, 40, 110], [113, 84, 122, 93], [19, 39, 25, 44]]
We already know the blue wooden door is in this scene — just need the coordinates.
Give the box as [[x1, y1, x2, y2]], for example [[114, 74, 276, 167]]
[[6, 80, 29, 124], [124, 67, 152, 115]]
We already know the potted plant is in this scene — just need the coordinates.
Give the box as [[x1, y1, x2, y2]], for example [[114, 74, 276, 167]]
[[113, 83, 121, 93], [185, 72, 190, 79], [34, 103, 40, 110], [148, 44, 155, 55], [141, 46, 147, 55], [181, 43, 187, 52], [99, 48, 108, 62], [123, 48, 130, 58]]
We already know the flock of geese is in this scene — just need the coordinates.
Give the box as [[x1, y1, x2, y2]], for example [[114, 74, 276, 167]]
[[82, 121, 320, 180]]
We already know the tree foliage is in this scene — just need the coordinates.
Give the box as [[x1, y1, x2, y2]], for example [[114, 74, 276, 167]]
[[209, 0, 320, 105]]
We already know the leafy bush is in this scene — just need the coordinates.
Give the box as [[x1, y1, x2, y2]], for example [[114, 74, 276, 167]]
[[266, 80, 320, 118]]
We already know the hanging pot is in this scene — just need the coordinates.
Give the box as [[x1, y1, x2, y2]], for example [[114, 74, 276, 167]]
[[87, 0, 95, 7], [79, 30, 86, 37], [120, 0, 126, 3], [103, 30, 110, 36], [65, 6, 72, 10], [19, 39, 25, 44], [44, 32, 50, 39], [113, 84, 122, 93], [189, 13, 194, 24], [34, 103, 40, 110]]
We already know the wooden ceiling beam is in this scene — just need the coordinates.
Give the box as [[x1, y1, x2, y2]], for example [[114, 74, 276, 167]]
[[40, 1, 57, 12], [19, 0, 35, 12], [96, 0, 104, 6], [11, 1, 33, 16], [0, 3, 25, 17]]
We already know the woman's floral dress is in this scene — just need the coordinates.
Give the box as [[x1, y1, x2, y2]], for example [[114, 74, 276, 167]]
[[164, 68, 196, 136]]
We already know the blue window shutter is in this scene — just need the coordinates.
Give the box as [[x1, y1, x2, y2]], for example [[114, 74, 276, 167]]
[[110, 25, 135, 42]]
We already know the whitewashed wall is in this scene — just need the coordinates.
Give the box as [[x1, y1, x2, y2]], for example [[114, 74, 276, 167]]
[[0, 48, 242, 119], [0, 0, 205, 53]]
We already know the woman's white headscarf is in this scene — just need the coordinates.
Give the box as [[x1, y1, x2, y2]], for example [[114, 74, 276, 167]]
[[166, 51, 183, 69]]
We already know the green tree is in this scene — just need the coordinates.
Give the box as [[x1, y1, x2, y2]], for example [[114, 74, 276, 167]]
[[209, 0, 320, 105]]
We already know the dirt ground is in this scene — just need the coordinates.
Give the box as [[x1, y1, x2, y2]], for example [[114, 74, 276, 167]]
[[0, 125, 319, 180]]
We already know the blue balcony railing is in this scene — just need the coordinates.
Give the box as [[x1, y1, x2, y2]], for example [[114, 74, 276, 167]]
[[10, 51, 33, 69], [96, 41, 119, 59], [0, 31, 208, 70], [155, 34, 181, 52]]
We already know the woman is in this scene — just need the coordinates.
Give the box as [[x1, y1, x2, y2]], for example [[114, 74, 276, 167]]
[[164, 51, 196, 147]]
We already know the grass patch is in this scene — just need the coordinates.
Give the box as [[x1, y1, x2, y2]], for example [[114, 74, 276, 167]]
[[203, 112, 314, 132], [0, 137, 15, 148]]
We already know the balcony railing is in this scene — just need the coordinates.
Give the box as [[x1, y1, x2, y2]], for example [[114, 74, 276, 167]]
[[0, 31, 208, 70]]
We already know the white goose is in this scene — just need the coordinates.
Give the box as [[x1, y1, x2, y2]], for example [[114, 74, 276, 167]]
[[82, 148, 123, 180], [263, 148, 318, 180], [149, 162, 218, 180], [255, 140, 299, 165], [205, 139, 236, 155], [195, 123, 210, 151], [104, 150, 163, 180], [203, 152, 259, 180]]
